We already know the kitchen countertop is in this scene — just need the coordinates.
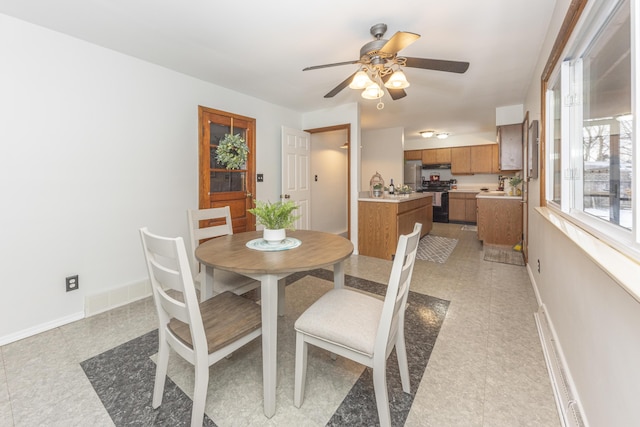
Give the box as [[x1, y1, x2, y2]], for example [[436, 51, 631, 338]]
[[358, 192, 433, 203], [476, 192, 522, 200]]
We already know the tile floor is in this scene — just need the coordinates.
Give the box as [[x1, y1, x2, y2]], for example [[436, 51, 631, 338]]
[[0, 223, 560, 426]]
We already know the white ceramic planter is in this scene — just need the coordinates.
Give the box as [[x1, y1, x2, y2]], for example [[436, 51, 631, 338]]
[[263, 228, 286, 245]]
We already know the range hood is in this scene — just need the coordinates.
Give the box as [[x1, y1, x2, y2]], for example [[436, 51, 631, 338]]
[[422, 163, 451, 170]]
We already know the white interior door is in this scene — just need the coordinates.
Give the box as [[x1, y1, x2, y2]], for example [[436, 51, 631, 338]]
[[281, 126, 310, 230]]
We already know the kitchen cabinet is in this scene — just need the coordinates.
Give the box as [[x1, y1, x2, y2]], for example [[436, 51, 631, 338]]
[[470, 145, 494, 174], [449, 192, 478, 223], [404, 150, 422, 161], [358, 194, 433, 260], [422, 148, 451, 164], [477, 196, 523, 246], [491, 144, 501, 173], [497, 124, 523, 171], [451, 146, 471, 174]]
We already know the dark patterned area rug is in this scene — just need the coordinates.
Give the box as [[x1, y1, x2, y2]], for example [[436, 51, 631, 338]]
[[81, 269, 449, 426]]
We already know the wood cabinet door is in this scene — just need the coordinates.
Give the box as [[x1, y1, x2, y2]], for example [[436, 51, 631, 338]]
[[451, 147, 471, 175], [422, 149, 437, 164], [404, 150, 422, 160], [465, 198, 478, 223], [449, 196, 466, 221], [198, 106, 256, 233], [491, 144, 501, 173], [470, 145, 493, 173], [436, 148, 452, 163]]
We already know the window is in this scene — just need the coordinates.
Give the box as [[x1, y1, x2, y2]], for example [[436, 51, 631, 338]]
[[544, 0, 639, 258]]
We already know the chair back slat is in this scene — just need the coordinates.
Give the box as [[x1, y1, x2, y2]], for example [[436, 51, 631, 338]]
[[187, 206, 234, 276], [375, 223, 422, 358], [140, 227, 206, 350]]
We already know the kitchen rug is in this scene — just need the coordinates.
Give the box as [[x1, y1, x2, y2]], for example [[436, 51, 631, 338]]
[[483, 245, 525, 266], [80, 269, 449, 427], [416, 235, 458, 263]]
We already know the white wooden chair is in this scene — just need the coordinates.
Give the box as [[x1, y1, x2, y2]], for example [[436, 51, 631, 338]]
[[187, 207, 260, 299], [139, 227, 262, 427], [293, 223, 422, 427]]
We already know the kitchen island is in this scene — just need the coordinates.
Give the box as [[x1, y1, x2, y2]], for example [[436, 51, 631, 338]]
[[476, 193, 523, 246], [358, 192, 433, 260]]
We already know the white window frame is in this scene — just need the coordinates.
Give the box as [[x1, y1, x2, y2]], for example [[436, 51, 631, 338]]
[[544, 0, 640, 261]]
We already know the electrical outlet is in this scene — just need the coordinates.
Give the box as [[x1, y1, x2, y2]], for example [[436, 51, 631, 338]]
[[537, 259, 541, 273], [66, 275, 79, 292]]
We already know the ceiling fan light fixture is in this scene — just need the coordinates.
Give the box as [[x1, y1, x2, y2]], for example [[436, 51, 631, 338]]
[[420, 130, 435, 138], [349, 70, 374, 89], [362, 83, 384, 99], [384, 70, 410, 89]]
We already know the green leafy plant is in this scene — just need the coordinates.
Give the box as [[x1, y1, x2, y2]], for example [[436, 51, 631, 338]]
[[248, 200, 301, 230], [509, 176, 523, 187], [215, 133, 249, 170], [373, 183, 383, 190]]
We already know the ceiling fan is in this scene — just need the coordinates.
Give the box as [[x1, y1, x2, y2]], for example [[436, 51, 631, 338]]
[[303, 23, 469, 102]]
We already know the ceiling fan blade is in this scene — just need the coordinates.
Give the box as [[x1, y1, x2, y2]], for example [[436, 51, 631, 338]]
[[387, 87, 407, 100], [404, 57, 470, 73], [324, 72, 357, 98], [303, 60, 359, 71], [380, 31, 420, 55]]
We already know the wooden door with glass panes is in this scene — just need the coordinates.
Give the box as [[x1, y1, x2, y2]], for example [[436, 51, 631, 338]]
[[198, 106, 256, 233]]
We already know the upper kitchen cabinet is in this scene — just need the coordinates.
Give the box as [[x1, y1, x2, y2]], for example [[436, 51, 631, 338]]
[[422, 148, 451, 165], [451, 146, 471, 174], [404, 150, 422, 161], [470, 145, 494, 174], [497, 123, 523, 171]]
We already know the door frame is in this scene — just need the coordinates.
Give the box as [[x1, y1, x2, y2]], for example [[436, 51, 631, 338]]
[[305, 124, 351, 239]]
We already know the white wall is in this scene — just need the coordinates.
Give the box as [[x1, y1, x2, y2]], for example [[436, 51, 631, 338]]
[[310, 130, 348, 234], [361, 127, 404, 191], [302, 103, 361, 253], [522, 0, 640, 425], [0, 14, 301, 343]]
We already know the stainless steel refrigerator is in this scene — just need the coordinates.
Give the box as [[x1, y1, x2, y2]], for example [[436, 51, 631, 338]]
[[403, 160, 422, 191]]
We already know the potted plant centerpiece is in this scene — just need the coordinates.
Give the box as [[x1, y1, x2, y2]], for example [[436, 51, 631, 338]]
[[509, 175, 523, 196], [248, 200, 301, 244]]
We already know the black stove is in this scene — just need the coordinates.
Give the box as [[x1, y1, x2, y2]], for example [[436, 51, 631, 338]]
[[421, 180, 453, 223]]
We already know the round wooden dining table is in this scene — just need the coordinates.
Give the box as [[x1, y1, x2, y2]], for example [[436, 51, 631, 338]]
[[195, 229, 354, 419]]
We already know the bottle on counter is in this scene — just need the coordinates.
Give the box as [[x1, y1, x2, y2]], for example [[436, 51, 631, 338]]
[[389, 179, 395, 195]]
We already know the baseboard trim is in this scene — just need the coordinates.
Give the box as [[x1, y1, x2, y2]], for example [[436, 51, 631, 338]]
[[0, 311, 84, 346], [85, 279, 151, 317], [534, 304, 587, 427]]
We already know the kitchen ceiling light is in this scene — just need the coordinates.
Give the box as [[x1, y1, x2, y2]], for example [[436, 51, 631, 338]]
[[384, 70, 410, 89], [436, 133, 449, 139], [420, 130, 435, 138], [361, 82, 384, 99], [349, 70, 374, 89]]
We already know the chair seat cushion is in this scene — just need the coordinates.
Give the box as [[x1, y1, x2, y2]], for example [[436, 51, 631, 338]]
[[294, 288, 383, 357], [169, 291, 261, 353]]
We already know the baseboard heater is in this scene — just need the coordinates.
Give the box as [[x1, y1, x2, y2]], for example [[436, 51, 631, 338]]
[[534, 306, 587, 427]]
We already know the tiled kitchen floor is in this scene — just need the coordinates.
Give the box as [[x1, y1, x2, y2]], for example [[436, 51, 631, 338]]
[[0, 223, 560, 426]]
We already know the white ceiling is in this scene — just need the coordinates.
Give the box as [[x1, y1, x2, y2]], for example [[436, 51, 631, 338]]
[[0, 0, 558, 139]]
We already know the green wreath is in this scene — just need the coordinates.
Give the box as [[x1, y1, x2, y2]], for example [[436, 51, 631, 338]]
[[215, 134, 249, 170]]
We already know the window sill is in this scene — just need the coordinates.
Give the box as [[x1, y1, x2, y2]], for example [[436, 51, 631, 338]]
[[536, 207, 640, 303]]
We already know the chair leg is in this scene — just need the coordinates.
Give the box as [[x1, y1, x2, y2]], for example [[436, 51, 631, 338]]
[[293, 332, 308, 408], [152, 336, 170, 408], [191, 356, 209, 427], [372, 359, 391, 427], [395, 330, 411, 394]]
